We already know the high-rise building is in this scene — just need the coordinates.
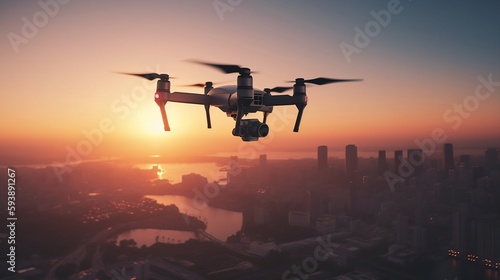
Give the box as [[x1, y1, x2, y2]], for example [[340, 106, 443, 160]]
[[485, 148, 499, 175], [348, 182, 357, 216], [472, 166, 485, 182], [444, 143, 454, 171], [457, 155, 473, 189], [394, 150, 403, 173], [317, 145, 328, 171], [451, 204, 469, 258], [259, 154, 267, 166], [378, 150, 388, 175], [474, 216, 499, 261], [459, 155, 471, 169], [345, 144, 358, 182], [407, 149, 424, 177]]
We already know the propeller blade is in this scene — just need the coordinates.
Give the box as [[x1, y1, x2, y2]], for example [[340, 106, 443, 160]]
[[181, 81, 219, 88], [287, 77, 363, 86], [117, 72, 172, 81], [287, 77, 363, 85], [187, 59, 257, 74], [305, 77, 363, 85], [182, 79, 233, 88], [268, 86, 293, 93], [183, 83, 206, 88]]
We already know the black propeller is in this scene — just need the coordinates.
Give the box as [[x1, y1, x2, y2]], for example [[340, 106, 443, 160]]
[[266, 86, 293, 93], [118, 72, 172, 81], [183, 83, 208, 88], [287, 77, 363, 85], [182, 80, 231, 88], [187, 59, 257, 74]]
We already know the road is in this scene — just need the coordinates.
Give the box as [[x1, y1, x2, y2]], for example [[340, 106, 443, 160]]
[[195, 229, 261, 261], [45, 217, 202, 279]]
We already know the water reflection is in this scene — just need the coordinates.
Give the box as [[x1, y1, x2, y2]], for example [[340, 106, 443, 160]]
[[435, 259, 500, 280], [114, 195, 242, 247], [115, 228, 196, 247], [147, 195, 242, 241]]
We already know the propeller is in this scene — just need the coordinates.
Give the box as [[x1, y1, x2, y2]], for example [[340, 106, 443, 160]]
[[187, 59, 257, 74], [285, 77, 362, 133], [266, 86, 293, 93], [118, 71, 174, 131], [187, 60, 258, 135], [117, 72, 173, 81], [287, 77, 363, 85], [181, 80, 232, 88], [183, 83, 207, 88]]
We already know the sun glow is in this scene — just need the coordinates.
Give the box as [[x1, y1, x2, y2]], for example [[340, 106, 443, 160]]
[[1, 1, 499, 165]]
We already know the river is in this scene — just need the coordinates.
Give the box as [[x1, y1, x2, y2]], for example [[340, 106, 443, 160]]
[[115, 194, 242, 247]]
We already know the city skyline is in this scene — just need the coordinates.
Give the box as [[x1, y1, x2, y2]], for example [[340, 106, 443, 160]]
[[1, 140, 498, 166], [4, 139, 499, 279]]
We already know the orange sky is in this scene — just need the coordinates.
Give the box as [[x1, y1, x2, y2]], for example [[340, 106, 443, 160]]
[[1, 1, 499, 164]]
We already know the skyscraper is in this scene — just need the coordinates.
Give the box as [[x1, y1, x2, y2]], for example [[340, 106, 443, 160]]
[[444, 143, 454, 171], [345, 144, 358, 182], [317, 145, 328, 171], [407, 149, 424, 177], [459, 155, 471, 169], [394, 150, 403, 173], [348, 182, 357, 216], [474, 216, 499, 262], [485, 148, 498, 175], [259, 154, 267, 166], [458, 155, 473, 189], [378, 150, 388, 175], [451, 204, 469, 257]]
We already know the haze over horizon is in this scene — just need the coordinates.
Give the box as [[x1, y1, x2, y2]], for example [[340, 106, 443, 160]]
[[1, 0, 499, 166]]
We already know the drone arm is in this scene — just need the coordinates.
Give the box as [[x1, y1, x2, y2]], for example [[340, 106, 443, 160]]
[[263, 94, 307, 132], [155, 91, 211, 131], [262, 95, 299, 106], [169, 91, 211, 128], [168, 91, 210, 105]]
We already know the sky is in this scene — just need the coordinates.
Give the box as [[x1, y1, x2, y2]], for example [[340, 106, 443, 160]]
[[1, 0, 500, 165]]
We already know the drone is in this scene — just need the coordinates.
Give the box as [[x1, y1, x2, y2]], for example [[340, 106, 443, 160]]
[[121, 60, 362, 141]]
